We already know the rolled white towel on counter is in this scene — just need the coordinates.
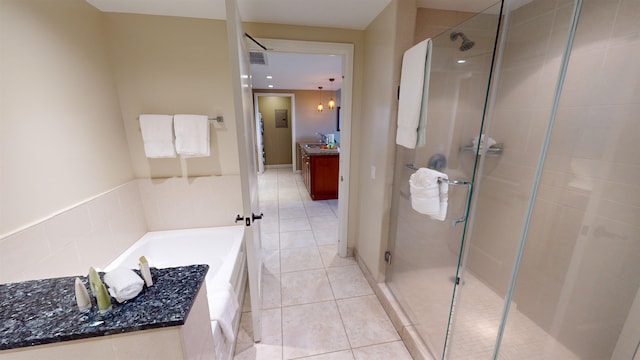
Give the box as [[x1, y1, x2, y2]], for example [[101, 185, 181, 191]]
[[409, 167, 448, 221], [103, 267, 145, 303]]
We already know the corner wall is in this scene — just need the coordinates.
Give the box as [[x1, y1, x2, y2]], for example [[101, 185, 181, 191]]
[[0, 0, 135, 237], [355, 0, 417, 280]]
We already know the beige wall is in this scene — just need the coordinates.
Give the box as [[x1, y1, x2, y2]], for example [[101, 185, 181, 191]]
[[258, 96, 292, 165], [355, 0, 417, 280], [291, 90, 339, 144], [105, 14, 240, 178], [0, 0, 135, 237], [254, 89, 339, 146]]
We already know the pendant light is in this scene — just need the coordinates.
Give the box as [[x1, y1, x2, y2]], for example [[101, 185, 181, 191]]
[[328, 78, 336, 110], [317, 86, 324, 112]]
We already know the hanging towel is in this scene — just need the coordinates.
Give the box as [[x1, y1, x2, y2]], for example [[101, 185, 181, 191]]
[[103, 267, 145, 303], [174, 114, 210, 157], [139, 114, 176, 158], [396, 38, 433, 149], [409, 168, 448, 221], [208, 282, 238, 342]]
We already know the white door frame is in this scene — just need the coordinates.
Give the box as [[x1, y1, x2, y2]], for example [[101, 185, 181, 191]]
[[253, 93, 297, 170], [225, 0, 263, 341], [249, 38, 353, 258]]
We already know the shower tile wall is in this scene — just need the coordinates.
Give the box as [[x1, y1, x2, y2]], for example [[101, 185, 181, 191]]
[[0, 181, 147, 284], [505, 0, 640, 357], [458, 0, 640, 358]]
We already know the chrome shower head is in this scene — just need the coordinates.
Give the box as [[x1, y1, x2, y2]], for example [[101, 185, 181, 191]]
[[450, 32, 475, 52]]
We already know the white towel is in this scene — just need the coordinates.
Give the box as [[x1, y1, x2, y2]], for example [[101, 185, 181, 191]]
[[174, 114, 210, 157], [472, 134, 497, 154], [208, 282, 238, 342], [409, 168, 448, 221], [139, 114, 176, 158], [103, 267, 145, 303], [396, 38, 433, 149]]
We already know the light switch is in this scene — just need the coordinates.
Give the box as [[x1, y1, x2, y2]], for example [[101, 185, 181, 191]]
[[371, 166, 376, 180]]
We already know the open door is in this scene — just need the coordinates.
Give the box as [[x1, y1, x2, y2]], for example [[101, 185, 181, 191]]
[[226, 0, 263, 342]]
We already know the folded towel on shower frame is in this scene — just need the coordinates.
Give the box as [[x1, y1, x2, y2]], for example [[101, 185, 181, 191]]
[[409, 167, 448, 221]]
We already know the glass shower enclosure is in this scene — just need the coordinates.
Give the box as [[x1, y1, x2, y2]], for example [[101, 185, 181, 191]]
[[386, 0, 640, 359]]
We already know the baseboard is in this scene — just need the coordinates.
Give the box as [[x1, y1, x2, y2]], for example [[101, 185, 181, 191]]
[[354, 252, 435, 360]]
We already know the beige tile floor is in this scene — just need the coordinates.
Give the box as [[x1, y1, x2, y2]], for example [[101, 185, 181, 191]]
[[234, 168, 413, 360]]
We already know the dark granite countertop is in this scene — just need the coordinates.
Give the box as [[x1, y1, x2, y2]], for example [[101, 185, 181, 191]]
[[0, 265, 208, 351]]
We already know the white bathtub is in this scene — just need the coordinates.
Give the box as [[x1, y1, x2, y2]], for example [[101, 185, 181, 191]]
[[104, 226, 246, 359]]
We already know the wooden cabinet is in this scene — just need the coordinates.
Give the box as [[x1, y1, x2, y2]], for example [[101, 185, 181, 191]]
[[302, 151, 311, 192], [302, 151, 339, 200]]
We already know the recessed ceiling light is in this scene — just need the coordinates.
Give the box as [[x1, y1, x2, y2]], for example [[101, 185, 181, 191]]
[[268, 85, 274, 88], [266, 75, 273, 79], [457, 59, 467, 64]]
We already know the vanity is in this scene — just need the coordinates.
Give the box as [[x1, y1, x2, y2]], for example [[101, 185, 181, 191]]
[[0, 265, 214, 360], [300, 143, 340, 200]]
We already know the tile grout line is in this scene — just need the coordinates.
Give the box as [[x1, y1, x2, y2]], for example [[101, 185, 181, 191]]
[[276, 169, 285, 360]]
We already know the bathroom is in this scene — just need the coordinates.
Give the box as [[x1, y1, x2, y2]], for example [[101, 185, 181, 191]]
[[1, 0, 639, 359]]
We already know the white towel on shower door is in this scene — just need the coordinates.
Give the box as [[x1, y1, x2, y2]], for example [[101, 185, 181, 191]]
[[174, 114, 210, 157], [396, 38, 433, 149], [409, 167, 448, 221]]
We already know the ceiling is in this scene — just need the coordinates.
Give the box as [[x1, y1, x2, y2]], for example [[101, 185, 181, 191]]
[[87, 0, 499, 90], [249, 52, 342, 91], [87, 0, 394, 30]]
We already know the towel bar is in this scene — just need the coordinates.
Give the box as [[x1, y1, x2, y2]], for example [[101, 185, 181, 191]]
[[438, 178, 470, 185], [405, 163, 472, 226], [137, 115, 224, 123], [405, 164, 470, 183]]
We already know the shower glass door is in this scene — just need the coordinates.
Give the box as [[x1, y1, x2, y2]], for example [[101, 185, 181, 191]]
[[445, 0, 582, 358], [385, 3, 503, 358]]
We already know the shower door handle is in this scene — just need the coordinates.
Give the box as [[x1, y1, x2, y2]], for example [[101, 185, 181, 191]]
[[438, 177, 472, 227]]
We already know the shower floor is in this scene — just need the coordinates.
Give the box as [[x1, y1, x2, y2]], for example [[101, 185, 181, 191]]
[[388, 265, 579, 359]]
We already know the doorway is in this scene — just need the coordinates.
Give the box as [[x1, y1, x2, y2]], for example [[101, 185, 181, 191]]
[[248, 38, 354, 258], [254, 93, 295, 170]]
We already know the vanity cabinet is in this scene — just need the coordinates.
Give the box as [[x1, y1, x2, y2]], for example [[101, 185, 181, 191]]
[[301, 147, 339, 200]]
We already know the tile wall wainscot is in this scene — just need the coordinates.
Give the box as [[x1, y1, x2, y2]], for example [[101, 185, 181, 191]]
[[0, 181, 147, 284], [137, 175, 242, 231], [0, 174, 243, 285]]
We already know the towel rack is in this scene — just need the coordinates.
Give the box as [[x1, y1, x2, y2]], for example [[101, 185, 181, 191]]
[[137, 115, 224, 123], [405, 164, 472, 226]]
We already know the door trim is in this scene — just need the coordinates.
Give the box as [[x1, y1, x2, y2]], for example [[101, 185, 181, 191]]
[[248, 38, 354, 258]]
